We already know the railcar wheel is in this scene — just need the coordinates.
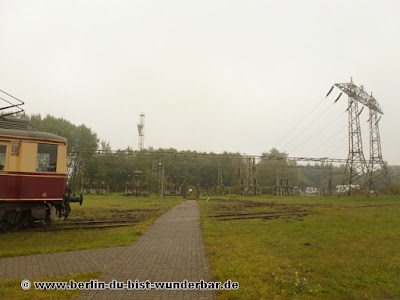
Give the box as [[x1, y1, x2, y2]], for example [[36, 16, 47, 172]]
[[24, 212, 34, 227], [18, 211, 29, 228], [45, 208, 52, 224], [64, 204, 71, 220], [3, 210, 17, 225]]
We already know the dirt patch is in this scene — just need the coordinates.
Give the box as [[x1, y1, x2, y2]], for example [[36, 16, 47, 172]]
[[107, 208, 158, 213], [209, 199, 320, 222], [67, 208, 159, 222]]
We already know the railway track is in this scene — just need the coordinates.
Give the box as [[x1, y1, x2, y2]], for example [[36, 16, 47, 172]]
[[4, 219, 138, 233], [209, 209, 307, 218], [211, 209, 309, 221], [209, 203, 400, 221]]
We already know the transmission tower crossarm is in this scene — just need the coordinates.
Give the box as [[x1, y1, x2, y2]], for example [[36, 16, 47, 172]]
[[334, 82, 383, 114]]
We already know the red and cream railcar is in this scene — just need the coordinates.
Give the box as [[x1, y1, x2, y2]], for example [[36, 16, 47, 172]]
[[0, 117, 81, 227]]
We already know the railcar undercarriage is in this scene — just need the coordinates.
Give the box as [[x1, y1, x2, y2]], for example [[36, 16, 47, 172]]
[[0, 192, 82, 229]]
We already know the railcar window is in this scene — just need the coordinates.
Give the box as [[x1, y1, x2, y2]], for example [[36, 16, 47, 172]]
[[0, 145, 6, 170], [36, 144, 58, 172]]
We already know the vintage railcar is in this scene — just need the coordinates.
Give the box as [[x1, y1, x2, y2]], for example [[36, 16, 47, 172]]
[[0, 116, 81, 228]]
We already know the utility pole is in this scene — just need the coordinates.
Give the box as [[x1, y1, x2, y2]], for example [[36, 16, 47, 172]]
[[275, 168, 281, 196], [217, 166, 223, 195], [320, 158, 327, 196], [245, 156, 252, 196], [252, 157, 257, 196], [159, 161, 164, 212]]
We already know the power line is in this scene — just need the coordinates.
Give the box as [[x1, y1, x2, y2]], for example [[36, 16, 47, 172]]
[[73, 149, 379, 165], [274, 96, 327, 150], [284, 105, 346, 155], [306, 127, 346, 158], [311, 131, 347, 158], [279, 96, 342, 153]]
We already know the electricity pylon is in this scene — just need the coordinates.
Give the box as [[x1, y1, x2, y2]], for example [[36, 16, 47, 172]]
[[368, 95, 392, 195], [331, 78, 391, 195]]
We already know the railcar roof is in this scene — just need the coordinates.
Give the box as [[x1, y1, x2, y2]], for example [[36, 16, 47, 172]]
[[0, 117, 66, 142]]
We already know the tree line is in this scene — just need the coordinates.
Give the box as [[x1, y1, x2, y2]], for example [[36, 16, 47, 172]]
[[17, 113, 399, 194]]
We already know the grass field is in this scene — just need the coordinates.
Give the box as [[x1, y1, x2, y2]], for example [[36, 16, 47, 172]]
[[0, 194, 182, 257], [0, 272, 101, 300], [200, 195, 400, 299]]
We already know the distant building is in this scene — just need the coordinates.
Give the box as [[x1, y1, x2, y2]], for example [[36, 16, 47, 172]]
[[336, 184, 360, 194], [305, 187, 318, 196]]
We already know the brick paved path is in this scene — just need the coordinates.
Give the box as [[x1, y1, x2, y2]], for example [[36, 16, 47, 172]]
[[0, 247, 125, 280], [77, 200, 215, 299], [1, 200, 215, 299]]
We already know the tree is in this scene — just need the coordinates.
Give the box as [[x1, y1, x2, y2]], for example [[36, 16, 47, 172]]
[[257, 148, 300, 189], [16, 113, 99, 191]]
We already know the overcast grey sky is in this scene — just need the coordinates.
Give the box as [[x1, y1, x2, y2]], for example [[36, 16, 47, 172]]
[[1, 0, 399, 164]]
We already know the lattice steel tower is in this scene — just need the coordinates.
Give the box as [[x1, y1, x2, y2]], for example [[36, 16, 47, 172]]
[[243, 157, 256, 196], [217, 166, 223, 195], [368, 93, 392, 194], [333, 78, 391, 195], [137, 113, 145, 151], [319, 158, 327, 196], [244, 157, 252, 195], [335, 79, 368, 195]]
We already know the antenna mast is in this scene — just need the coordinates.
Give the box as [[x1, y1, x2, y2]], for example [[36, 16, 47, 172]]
[[137, 113, 145, 151]]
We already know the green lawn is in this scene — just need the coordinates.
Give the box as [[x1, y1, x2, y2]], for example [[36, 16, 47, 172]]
[[0, 272, 101, 300], [0, 194, 182, 257], [200, 195, 400, 299]]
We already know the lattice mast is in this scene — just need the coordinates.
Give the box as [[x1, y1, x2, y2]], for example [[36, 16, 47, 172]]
[[346, 92, 368, 194], [244, 157, 252, 195], [137, 113, 145, 151], [368, 96, 392, 194], [243, 157, 257, 196], [319, 158, 327, 196], [334, 79, 368, 195], [217, 166, 223, 195], [333, 78, 391, 195]]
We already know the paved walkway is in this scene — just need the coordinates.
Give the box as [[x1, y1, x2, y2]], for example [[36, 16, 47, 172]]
[[77, 200, 215, 299], [0, 247, 125, 280], [1, 200, 215, 299]]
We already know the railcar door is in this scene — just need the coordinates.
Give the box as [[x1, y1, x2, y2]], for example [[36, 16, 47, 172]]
[[0, 143, 7, 171]]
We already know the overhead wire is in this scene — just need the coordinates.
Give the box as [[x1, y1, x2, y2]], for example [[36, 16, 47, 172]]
[[303, 99, 350, 157], [301, 102, 372, 159], [286, 108, 347, 156], [310, 130, 347, 158], [279, 92, 344, 153], [275, 85, 343, 151], [305, 124, 347, 158], [320, 133, 348, 159], [324, 119, 370, 159], [325, 138, 348, 159], [282, 95, 346, 155], [274, 95, 327, 150]]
